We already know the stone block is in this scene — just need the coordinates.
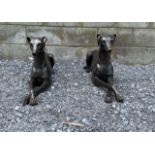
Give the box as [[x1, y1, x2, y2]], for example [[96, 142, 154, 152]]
[[113, 47, 155, 64], [63, 22, 84, 27], [26, 26, 62, 45], [0, 44, 29, 59], [1, 22, 63, 26], [63, 28, 97, 46], [84, 22, 155, 28], [0, 25, 26, 44], [47, 46, 96, 60]]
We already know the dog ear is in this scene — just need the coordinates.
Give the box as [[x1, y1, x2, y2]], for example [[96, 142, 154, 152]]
[[112, 34, 117, 41], [27, 37, 31, 44], [42, 37, 47, 44], [97, 34, 102, 45]]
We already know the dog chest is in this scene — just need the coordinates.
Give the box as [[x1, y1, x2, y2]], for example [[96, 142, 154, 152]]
[[32, 67, 43, 77], [96, 63, 113, 76], [33, 67, 41, 73], [32, 66, 49, 78]]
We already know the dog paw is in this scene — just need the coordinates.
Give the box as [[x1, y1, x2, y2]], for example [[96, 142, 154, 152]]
[[116, 94, 124, 103], [23, 95, 30, 106], [105, 92, 113, 103], [83, 66, 90, 73], [29, 97, 37, 106]]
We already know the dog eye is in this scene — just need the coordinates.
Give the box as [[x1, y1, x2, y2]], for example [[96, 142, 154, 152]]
[[102, 41, 106, 45], [38, 44, 41, 48]]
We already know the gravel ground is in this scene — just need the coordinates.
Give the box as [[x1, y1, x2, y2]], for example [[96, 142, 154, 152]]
[[1, 59, 155, 132]]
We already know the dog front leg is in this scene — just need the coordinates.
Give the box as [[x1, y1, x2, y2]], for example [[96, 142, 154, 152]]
[[104, 77, 114, 103], [111, 86, 124, 102], [23, 90, 37, 106], [107, 77, 124, 102], [29, 90, 37, 105], [23, 78, 33, 106], [23, 95, 30, 106], [94, 76, 124, 103], [93, 75, 114, 91], [33, 79, 50, 97], [93, 75, 114, 103], [24, 91, 37, 106], [28, 78, 37, 106]]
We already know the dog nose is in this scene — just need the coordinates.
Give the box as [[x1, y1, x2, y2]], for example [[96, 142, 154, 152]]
[[106, 47, 111, 51], [107, 45, 112, 51], [32, 51, 36, 56], [106, 43, 111, 51], [32, 49, 36, 53]]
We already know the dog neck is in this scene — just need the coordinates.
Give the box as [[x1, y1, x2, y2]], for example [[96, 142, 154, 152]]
[[98, 47, 111, 65], [33, 51, 46, 68]]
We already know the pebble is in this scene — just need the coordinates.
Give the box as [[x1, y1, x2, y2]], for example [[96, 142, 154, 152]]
[[131, 83, 135, 88], [82, 118, 90, 125], [112, 103, 116, 109], [74, 83, 78, 86], [15, 106, 20, 110], [16, 112, 22, 117], [50, 123, 57, 131], [51, 86, 55, 90], [66, 116, 71, 121]]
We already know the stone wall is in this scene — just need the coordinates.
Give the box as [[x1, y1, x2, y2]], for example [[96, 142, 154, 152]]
[[0, 22, 155, 64]]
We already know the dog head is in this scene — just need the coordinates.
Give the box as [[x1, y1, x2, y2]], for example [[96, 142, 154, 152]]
[[27, 36, 47, 56], [97, 34, 116, 52]]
